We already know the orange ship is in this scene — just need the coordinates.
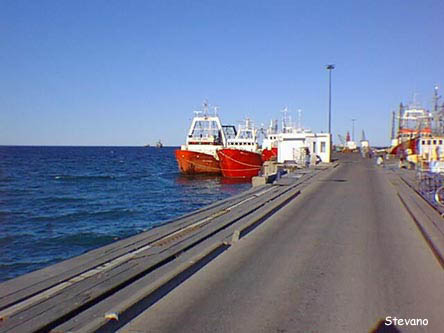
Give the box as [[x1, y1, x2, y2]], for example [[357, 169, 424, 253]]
[[175, 149, 221, 175], [217, 118, 263, 179], [175, 101, 237, 175], [217, 148, 263, 179]]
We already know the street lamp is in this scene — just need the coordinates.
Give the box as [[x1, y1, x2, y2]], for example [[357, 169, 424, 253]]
[[351, 118, 356, 141], [326, 64, 335, 134]]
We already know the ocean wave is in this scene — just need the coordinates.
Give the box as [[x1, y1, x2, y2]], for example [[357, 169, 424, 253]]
[[0, 235, 14, 246], [40, 196, 86, 203], [0, 146, 251, 282], [54, 175, 116, 181], [30, 208, 138, 223]]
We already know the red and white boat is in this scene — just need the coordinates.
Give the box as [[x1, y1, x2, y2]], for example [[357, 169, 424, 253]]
[[175, 102, 235, 175], [217, 119, 263, 179]]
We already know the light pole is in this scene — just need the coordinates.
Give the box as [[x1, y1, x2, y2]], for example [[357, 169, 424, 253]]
[[326, 64, 335, 134], [351, 118, 356, 141]]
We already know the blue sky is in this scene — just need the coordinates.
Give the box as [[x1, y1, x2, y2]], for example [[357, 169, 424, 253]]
[[1, 0, 444, 146]]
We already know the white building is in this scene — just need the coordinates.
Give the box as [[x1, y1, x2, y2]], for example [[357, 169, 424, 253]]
[[277, 132, 331, 164]]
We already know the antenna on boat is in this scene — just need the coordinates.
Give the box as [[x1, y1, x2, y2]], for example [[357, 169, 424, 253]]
[[297, 109, 302, 130], [281, 106, 289, 133], [412, 92, 420, 108], [433, 85, 441, 113], [203, 99, 209, 116]]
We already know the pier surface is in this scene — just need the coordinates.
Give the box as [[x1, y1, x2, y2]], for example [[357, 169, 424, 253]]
[[1, 154, 443, 332], [120, 154, 443, 333]]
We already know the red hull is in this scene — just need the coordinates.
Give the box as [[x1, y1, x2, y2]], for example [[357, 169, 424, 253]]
[[217, 148, 263, 179], [389, 138, 419, 156], [261, 147, 278, 162], [175, 150, 221, 175]]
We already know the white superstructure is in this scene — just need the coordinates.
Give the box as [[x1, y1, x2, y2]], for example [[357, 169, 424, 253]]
[[225, 118, 259, 152], [264, 107, 332, 164], [181, 102, 227, 159]]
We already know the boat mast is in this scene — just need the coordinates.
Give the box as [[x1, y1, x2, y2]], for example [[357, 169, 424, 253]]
[[391, 111, 396, 140]]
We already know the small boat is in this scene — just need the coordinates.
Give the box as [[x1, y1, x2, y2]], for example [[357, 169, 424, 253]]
[[175, 101, 233, 175], [217, 118, 263, 179], [156, 140, 163, 148]]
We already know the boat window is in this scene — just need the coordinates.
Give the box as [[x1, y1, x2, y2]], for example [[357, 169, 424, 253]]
[[321, 141, 326, 153], [191, 120, 221, 139], [422, 140, 425, 145], [222, 125, 237, 139], [433, 140, 437, 145], [440, 140, 443, 145], [428, 140, 431, 145], [238, 131, 253, 139]]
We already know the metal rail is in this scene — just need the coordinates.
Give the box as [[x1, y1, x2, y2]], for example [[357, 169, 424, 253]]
[[415, 170, 444, 212]]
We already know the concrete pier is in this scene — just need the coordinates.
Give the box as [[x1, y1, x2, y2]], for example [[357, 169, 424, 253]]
[[0, 153, 443, 333]]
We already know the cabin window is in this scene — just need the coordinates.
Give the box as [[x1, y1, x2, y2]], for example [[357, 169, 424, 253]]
[[321, 141, 326, 153], [313, 142, 316, 153], [440, 140, 443, 145], [433, 140, 437, 145], [422, 140, 425, 145], [191, 120, 220, 138], [428, 140, 431, 145]]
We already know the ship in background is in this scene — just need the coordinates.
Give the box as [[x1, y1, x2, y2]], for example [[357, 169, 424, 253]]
[[261, 107, 331, 165], [176, 104, 332, 177], [389, 86, 444, 169]]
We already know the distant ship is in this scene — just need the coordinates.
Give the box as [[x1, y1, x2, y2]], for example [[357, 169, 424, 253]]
[[156, 140, 163, 148]]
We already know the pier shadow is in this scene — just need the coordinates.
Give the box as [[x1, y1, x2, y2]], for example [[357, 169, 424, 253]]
[[369, 319, 402, 333], [319, 179, 347, 182]]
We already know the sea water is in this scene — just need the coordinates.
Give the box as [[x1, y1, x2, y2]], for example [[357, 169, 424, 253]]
[[0, 146, 251, 282]]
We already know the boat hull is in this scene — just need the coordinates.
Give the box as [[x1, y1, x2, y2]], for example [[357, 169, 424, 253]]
[[175, 150, 221, 175], [261, 147, 278, 162], [217, 148, 263, 179]]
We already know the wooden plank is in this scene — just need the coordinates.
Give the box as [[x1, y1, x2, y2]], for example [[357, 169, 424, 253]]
[[52, 239, 229, 333]]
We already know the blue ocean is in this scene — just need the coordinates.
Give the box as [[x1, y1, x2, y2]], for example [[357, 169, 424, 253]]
[[0, 146, 251, 282]]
